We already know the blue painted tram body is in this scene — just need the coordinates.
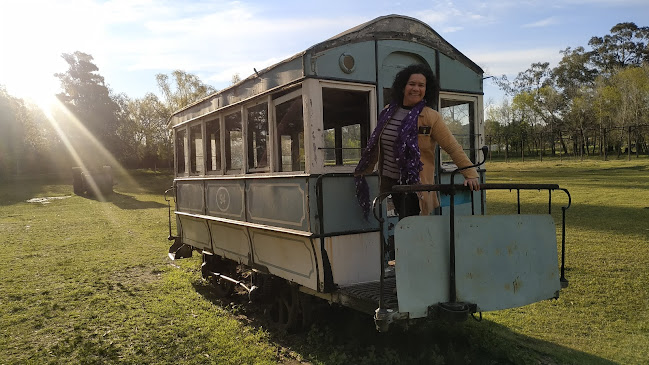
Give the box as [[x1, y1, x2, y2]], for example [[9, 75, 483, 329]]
[[165, 15, 570, 331]]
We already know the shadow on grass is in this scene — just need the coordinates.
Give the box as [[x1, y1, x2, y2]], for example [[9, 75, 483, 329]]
[[191, 280, 617, 365], [77, 191, 166, 210], [112, 169, 174, 196], [0, 175, 69, 207]]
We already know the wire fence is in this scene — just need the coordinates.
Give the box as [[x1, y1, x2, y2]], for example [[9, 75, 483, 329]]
[[484, 124, 649, 161]]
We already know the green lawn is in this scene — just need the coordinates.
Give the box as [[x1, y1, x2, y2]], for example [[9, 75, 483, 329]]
[[1, 158, 647, 364]]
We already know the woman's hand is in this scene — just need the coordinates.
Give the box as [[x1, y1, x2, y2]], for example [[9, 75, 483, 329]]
[[463, 177, 480, 191]]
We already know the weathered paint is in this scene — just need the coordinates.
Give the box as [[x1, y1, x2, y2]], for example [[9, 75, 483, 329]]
[[246, 178, 309, 231], [208, 220, 250, 264], [394, 214, 561, 318], [250, 229, 317, 290], [454, 215, 560, 311], [178, 214, 212, 251], [394, 216, 451, 318], [324, 232, 381, 287]]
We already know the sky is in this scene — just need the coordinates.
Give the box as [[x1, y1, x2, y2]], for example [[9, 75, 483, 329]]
[[1, 0, 648, 108]]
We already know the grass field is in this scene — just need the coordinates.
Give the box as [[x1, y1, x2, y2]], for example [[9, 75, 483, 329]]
[[1, 157, 648, 364]]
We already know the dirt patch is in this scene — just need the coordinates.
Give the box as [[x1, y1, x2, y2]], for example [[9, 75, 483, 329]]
[[112, 266, 163, 287], [26, 196, 71, 204]]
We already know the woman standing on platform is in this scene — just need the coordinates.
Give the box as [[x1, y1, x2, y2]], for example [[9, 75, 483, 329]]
[[354, 64, 480, 219]]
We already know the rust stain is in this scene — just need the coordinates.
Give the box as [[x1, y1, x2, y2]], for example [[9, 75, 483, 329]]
[[476, 247, 484, 255], [512, 277, 522, 293], [507, 242, 518, 256]]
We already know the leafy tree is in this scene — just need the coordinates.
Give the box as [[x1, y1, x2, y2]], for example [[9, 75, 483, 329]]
[[0, 86, 26, 177], [0, 86, 59, 176], [485, 100, 515, 160], [552, 47, 598, 98], [589, 22, 649, 71], [155, 70, 216, 113], [607, 65, 649, 157], [54, 51, 122, 164]]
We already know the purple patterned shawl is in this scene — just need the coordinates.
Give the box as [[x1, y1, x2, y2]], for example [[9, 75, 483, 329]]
[[354, 100, 426, 218]]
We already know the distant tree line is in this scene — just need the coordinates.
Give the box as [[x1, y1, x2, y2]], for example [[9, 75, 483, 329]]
[[0, 51, 215, 178], [487, 22, 649, 161]]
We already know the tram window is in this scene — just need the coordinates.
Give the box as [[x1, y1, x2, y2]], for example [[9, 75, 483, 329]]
[[175, 128, 186, 175], [225, 111, 243, 172], [322, 88, 370, 166], [440, 98, 476, 163], [206, 118, 221, 174], [189, 124, 204, 175], [247, 103, 269, 171], [275, 96, 304, 172]]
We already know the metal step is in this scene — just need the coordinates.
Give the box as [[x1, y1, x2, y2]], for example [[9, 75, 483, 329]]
[[337, 278, 398, 314]]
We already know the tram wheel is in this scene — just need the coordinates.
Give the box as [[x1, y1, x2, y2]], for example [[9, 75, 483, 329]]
[[269, 286, 299, 333]]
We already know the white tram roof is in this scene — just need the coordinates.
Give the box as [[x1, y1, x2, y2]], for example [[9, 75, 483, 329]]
[[168, 14, 484, 128]]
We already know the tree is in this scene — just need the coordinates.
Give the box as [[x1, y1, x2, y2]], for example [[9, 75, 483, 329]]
[[589, 22, 649, 72], [0, 86, 60, 176], [231, 73, 241, 85], [486, 100, 514, 160], [0, 86, 25, 177], [124, 92, 173, 168], [607, 65, 649, 158], [54, 51, 122, 164], [155, 70, 216, 113]]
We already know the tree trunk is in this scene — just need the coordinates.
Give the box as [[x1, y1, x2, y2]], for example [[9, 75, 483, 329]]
[[602, 128, 608, 161], [628, 126, 632, 161]]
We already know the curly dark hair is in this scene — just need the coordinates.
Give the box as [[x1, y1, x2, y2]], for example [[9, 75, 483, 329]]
[[390, 63, 438, 107]]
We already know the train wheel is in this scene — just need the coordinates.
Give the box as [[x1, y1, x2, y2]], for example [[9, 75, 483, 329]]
[[269, 286, 299, 333]]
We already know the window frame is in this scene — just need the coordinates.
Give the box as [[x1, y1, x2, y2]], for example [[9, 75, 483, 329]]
[[271, 88, 305, 173], [204, 116, 223, 175], [315, 80, 376, 174], [224, 108, 244, 175], [174, 126, 189, 177], [244, 98, 271, 174], [188, 121, 205, 176], [171, 83, 313, 177], [438, 92, 480, 164]]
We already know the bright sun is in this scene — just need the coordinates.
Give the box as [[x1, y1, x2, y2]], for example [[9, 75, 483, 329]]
[[0, 2, 74, 112], [0, 56, 64, 112]]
